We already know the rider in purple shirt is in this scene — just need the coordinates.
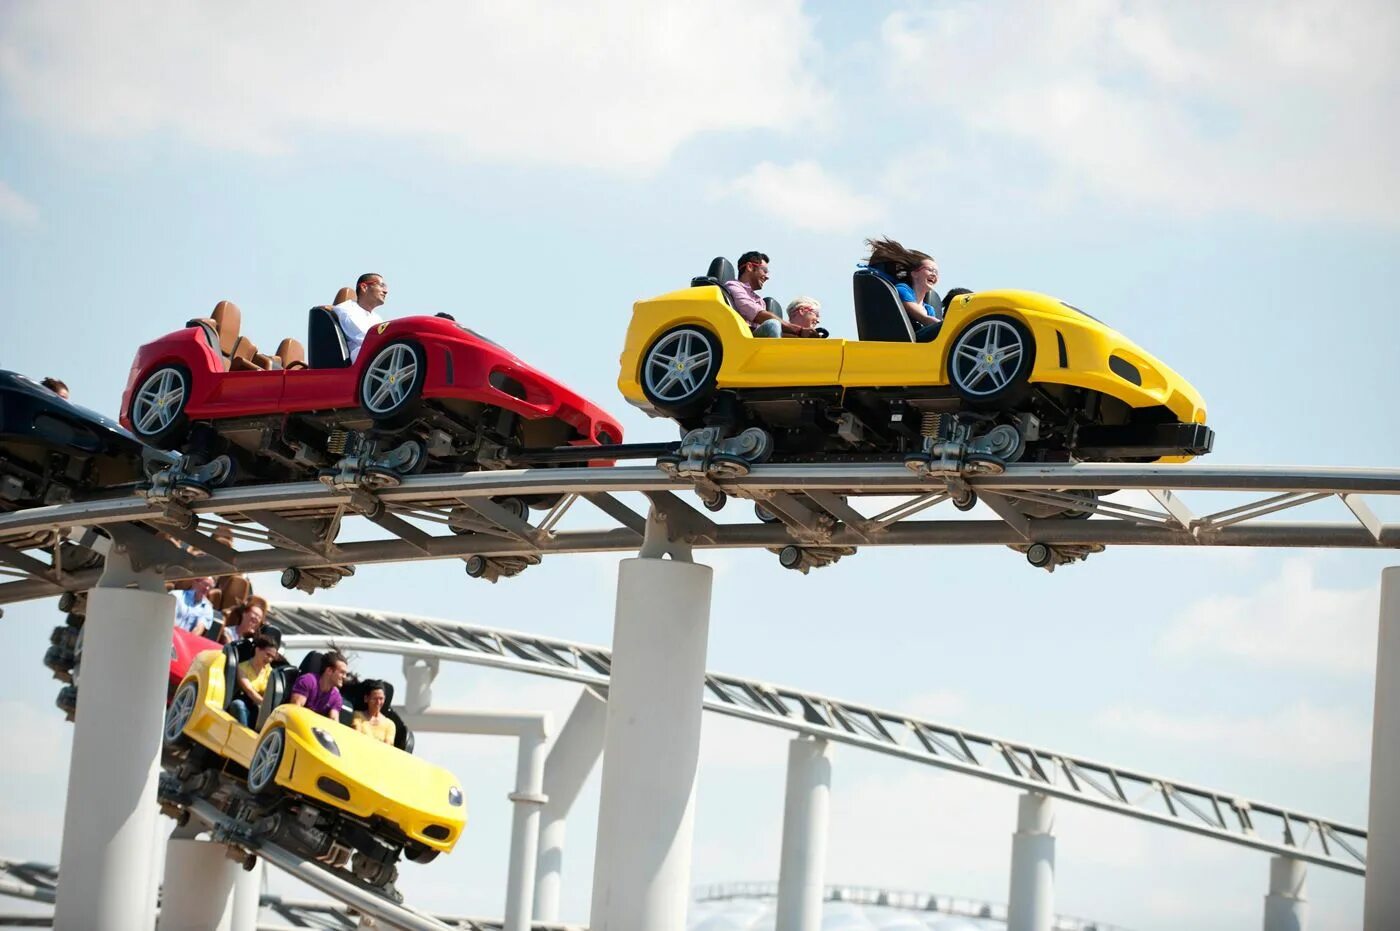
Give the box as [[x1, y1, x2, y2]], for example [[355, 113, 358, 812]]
[[291, 651, 348, 718]]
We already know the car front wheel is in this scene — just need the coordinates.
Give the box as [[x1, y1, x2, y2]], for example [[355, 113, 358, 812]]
[[947, 315, 1035, 408], [640, 326, 722, 418], [164, 681, 199, 748], [359, 341, 426, 427], [246, 727, 285, 794], [129, 365, 191, 448]]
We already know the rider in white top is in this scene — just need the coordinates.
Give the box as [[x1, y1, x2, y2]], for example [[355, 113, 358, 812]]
[[332, 273, 388, 363]]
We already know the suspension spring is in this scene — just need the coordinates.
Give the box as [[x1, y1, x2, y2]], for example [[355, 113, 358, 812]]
[[327, 430, 349, 455], [920, 412, 943, 438]]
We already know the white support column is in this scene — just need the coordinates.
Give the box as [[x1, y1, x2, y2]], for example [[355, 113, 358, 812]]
[[1365, 567, 1400, 931], [1263, 856, 1307, 931], [402, 657, 440, 714], [590, 534, 713, 931], [229, 857, 263, 931], [53, 547, 174, 931], [403, 709, 550, 931], [156, 826, 240, 931], [1006, 792, 1055, 931], [775, 736, 832, 931], [535, 687, 608, 922]]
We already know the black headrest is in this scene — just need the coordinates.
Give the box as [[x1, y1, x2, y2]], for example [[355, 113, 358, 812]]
[[298, 650, 327, 677], [706, 257, 737, 284], [942, 287, 973, 311], [307, 307, 351, 369], [255, 665, 302, 731], [852, 269, 916, 342], [222, 643, 240, 710], [385, 707, 413, 753], [764, 296, 783, 318]]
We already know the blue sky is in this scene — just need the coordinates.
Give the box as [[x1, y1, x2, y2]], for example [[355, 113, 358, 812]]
[[1, 2, 1397, 929]]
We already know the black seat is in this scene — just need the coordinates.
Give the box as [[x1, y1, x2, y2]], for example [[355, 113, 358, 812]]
[[340, 675, 415, 753], [853, 269, 916, 342], [307, 307, 351, 369], [763, 296, 784, 318], [691, 257, 739, 309], [254, 664, 301, 732], [221, 643, 241, 711]]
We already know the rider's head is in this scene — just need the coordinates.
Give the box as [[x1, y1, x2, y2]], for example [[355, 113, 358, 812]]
[[736, 251, 770, 291], [356, 273, 388, 310]]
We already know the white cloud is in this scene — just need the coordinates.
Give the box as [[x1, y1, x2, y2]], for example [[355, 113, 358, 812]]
[[721, 161, 884, 232], [880, 0, 1400, 223], [0, 180, 38, 225], [0, 0, 829, 173], [1159, 558, 1377, 674], [1095, 701, 1370, 766]]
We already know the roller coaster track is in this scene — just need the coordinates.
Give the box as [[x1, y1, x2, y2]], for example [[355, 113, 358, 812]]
[[270, 603, 1368, 876], [0, 462, 1397, 604]]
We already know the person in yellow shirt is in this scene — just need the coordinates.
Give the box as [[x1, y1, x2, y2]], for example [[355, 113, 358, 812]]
[[229, 635, 279, 728], [352, 681, 397, 746]]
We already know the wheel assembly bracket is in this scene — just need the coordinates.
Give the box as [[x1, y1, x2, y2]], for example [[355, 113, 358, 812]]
[[657, 426, 773, 482], [319, 438, 424, 493], [142, 454, 235, 506]]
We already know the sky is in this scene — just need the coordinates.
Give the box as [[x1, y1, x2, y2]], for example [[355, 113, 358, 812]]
[[1, 1, 1398, 929]]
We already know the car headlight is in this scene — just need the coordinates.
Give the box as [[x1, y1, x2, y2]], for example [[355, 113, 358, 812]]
[[448, 786, 463, 807], [311, 728, 341, 756]]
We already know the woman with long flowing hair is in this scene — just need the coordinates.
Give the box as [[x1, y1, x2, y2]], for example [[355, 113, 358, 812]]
[[865, 237, 942, 341]]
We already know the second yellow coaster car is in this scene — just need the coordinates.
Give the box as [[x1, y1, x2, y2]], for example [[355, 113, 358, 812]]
[[618, 263, 1213, 466], [164, 648, 466, 897]]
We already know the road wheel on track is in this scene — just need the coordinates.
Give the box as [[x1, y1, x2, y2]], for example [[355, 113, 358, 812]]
[[359, 341, 426, 428], [129, 364, 192, 448], [247, 727, 286, 795], [947, 315, 1035, 408], [164, 681, 199, 748], [640, 326, 722, 419]]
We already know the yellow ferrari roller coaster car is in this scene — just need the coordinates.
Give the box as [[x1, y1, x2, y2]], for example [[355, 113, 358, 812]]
[[618, 259, 1213, 466], [164, 648, 465, 897]]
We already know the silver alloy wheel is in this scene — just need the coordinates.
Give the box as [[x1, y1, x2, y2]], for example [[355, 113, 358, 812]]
[[643, 328, 714, 404], [164, 682, 198, 743], [950, 319, 1027, 398], [361, 344, 420, 414], [247, 728, 284, 793], [132, 367, 187, 437]]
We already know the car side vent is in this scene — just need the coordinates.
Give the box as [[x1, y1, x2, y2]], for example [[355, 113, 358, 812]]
[[422, 824, 451, 841], [489, 372, 528, 401], [1108, 355, 1142, 386], [1055, 331, 1068, 368], [316, 777, 351, 801]]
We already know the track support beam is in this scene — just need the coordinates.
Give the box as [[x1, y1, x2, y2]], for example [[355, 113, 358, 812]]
[[53, 543, 173, 931], [775, 736, 832, 931], [1007, 792, 1055, 931], [535, 687, 608, 922], [1365, 566, 1400, 930], [590, 513, 713, 931]]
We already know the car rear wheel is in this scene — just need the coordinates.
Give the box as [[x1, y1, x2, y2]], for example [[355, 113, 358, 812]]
[[359, 341, 426, 427], [640, 326, 722, 418], [129, 365, 191, 448], [164, 681, 199, 748], [947, 315, 1034, 408], [247, 727, 285, 794]]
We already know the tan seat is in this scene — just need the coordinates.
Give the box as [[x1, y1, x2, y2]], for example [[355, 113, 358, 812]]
[[210, 575, 252, 612], [333, 286, 354, 305], [275, 338, 307, 370], [187, 300, 243, 370], [229, 336, 264, 371]]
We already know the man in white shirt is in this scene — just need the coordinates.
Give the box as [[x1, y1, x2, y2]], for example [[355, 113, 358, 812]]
[[332, 273, 389, 363]]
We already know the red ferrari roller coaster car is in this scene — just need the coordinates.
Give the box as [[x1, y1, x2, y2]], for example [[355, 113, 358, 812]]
[[119, 296, 623, 497]]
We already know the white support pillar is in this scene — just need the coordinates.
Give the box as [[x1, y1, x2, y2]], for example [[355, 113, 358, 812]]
[[1263, 856, 1307, 931], [53, 547, 174, 931], [402, 657, 440, 714], [1365, 567, 1400, 931], [775, 736, 832, 931], [590, 527, 713, 931], [404, 709, 550, 931], [156, 826, 240, 931], [1006, 792, 1055, 931], [535, 687, 608, 922], [229, 857, 263, 931]]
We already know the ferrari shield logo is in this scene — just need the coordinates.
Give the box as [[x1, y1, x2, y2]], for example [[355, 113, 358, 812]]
[[376, 323, 389, 335]]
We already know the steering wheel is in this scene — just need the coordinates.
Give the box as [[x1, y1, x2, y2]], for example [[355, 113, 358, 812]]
[[814, 327, 830, 339]]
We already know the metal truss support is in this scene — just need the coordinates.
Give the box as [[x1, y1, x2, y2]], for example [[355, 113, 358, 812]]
[[156, 824, 241, 931], [1365, 566, 1400, 931], [590, 513, 713, 931], [52, 541, 173, 931], [775, 736, 832, 931], [403, 709, 550, 931], [535, 687, 608, 923], [1007, 792, 1055, 931], [1263, 856, 1308, 931]]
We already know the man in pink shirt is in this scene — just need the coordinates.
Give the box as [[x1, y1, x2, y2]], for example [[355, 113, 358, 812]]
[[721, 252, 818, 339]]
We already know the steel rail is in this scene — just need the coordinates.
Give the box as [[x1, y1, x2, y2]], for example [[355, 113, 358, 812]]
[[0, 462, 1396, 605], [271, 604, 1368, 877]]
